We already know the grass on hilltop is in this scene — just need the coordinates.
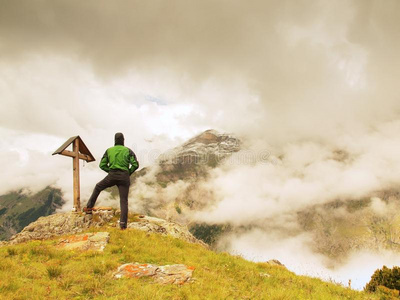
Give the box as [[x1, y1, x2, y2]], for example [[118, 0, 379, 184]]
[[0, 225, 379, 300]]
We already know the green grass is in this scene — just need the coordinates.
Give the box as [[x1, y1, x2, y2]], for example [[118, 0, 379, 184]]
[[0, 226, 378, 300]]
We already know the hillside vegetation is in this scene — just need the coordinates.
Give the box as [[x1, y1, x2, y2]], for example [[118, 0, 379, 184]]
[[298, 196, 400, 261], [0, 225, 377, 299], [0, 187, 64, 240]]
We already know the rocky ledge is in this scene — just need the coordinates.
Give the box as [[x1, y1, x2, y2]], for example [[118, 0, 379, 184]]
[[2, 210, 112, 245], [0, 209, 206, 247]]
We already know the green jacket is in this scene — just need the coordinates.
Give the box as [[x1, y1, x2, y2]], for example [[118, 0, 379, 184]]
[[99, 145, 139, 175]]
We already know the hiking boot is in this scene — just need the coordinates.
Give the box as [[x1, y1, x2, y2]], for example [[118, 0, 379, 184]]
[[83, 207, 93, 214], [119, 221, 127, 230]]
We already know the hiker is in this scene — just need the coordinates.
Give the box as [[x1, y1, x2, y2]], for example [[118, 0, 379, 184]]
[[84, 132, 139, 230]]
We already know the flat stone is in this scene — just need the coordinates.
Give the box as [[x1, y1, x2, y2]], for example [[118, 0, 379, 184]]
[[57, 232, 110, 251], [114, 263, 158, 279], [62, 240, 88, 251], [88, 231, 110, 243], [113, 262, 195, 284], [155, 264, 195, 284]]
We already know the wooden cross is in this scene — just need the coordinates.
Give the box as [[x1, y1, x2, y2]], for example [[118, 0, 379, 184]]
[[52, 136, 95, 211]]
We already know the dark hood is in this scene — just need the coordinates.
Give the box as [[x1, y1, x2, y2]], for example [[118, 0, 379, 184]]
[[114, 132, 125, 146]]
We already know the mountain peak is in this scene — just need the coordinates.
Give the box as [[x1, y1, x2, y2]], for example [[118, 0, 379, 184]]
[[128, 129, 241, 223], [183, 129, 222, 146], [183, 129, 239, 147], [159, 129, 241, 166]]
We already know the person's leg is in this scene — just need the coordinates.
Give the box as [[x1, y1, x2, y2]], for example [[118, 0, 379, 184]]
[[117, 173, 130, 229], [86, 174, 115, 209]]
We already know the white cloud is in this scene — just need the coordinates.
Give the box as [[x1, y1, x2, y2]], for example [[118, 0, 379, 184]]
[[224, 228, 400, 290]]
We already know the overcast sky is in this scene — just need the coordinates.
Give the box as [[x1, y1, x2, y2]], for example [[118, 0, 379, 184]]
[[1, 0, 400, 197]]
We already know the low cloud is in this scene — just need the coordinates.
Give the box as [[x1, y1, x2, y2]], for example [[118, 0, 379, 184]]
[[194, 118, 400, 225], [223, 228, 400, 290]]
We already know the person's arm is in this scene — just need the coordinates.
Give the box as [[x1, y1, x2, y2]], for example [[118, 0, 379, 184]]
[[128, 149, 139, 175], [99, 150, 110, 173]]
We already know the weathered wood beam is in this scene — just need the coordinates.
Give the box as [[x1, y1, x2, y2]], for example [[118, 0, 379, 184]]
[[60, 149, 92, 162], [72, 139, 81, 211]]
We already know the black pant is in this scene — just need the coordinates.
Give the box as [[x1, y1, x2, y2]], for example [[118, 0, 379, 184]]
[[86, 169, 130, 228]]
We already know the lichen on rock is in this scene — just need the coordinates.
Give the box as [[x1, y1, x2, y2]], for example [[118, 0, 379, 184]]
[[113, 262, 195, 284]]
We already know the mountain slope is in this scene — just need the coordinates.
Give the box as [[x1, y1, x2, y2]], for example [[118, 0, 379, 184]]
[[0, 218, 377, 299], [0, 187, 64, 240], [298, 194, 400, 261]]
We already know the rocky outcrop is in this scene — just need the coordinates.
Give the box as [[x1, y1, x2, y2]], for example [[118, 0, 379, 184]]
[[4, 210, 113, 245], [128, 215, 208, 247], [0, 210, 206, 248], [113, 263, 195, 284], [266, 259, 285, 267]]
